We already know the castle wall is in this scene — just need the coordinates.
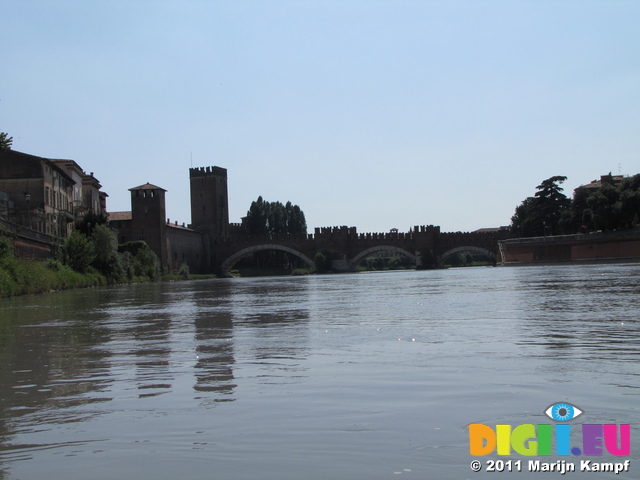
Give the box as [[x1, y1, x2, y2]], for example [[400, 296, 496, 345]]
[[166, 225, 205, 274]]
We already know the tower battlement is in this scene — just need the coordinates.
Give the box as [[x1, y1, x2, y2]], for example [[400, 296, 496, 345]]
[[189, 166, 227, 178]]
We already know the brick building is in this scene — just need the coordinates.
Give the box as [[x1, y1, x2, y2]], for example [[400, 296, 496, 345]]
[[108, 166, 230, 274]]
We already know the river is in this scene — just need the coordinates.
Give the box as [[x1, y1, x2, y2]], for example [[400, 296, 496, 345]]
[[1, 265, 639, 479]]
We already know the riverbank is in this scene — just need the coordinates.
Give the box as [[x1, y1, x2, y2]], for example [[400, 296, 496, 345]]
[[499, 227, 640, 265], [0, 255, 107, 297], [0, 254, 225, 298]]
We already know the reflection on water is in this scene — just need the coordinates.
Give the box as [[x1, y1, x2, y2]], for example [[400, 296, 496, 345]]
[[1, 266, 639, 479]]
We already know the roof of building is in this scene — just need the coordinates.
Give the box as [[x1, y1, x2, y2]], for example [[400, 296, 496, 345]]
[[577, 174, 625, 190], [107, 211, 132, 221], [0, 149, 76, 184], [129, 182, 166, 191], [166, 220, 195, 232], [82, 172, 102, 189], [51, 159, 85, 176]]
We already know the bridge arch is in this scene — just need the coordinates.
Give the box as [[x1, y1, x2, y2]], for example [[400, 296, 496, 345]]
[[350, 245, 417, 270], [438, 246, 496, 266], [220, 244, 315, 273]]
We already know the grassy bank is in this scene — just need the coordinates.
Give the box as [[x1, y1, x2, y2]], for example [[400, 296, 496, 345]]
[[0, 231, 167, 298], [0, 255, 107, 298]]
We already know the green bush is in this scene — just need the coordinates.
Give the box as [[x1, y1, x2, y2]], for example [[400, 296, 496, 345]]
[[0, 251, 106, 298], [120, 251, 135, 279], [133, 244, 161, 280], [0, 235, 14, 258], [63, 231, 95, 273], [89, 225, 127, 281], [177, 262, 189, 279], [46, 258, 63, 271], [314, 251, 333, 273]]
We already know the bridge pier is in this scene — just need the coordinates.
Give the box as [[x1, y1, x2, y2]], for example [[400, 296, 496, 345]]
[[331, 258, 351, 272]]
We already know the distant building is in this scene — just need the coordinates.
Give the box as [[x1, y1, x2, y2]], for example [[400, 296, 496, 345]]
[[576, 174, 625, 192]]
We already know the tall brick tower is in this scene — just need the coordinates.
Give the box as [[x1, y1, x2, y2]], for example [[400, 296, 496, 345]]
[[189, 166, 229, 241], [130, 182, 168, 271], [189, 166, 229, 271]]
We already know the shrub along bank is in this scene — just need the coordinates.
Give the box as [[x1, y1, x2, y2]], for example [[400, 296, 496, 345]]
[[0, 225, 163, 298]]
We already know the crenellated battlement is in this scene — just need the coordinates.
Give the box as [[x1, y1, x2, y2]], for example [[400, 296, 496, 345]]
[[313, 225, 440, 240], [314, 226, 358, 236], [189, 166, 227, 178]]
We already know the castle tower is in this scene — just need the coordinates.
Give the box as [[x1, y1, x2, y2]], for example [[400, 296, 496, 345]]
[[130, 182, 168, 271], [189, 166, 229, 241]]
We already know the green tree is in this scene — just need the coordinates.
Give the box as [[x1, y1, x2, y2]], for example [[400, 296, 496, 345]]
[[0, 132, 12, 150], [133, 244, 161, 279], [585, 182, 621, 231], [63, 231, 95, 273], [510, 197, 539, 237], [91, 224, 123, 280], [246, 196, 307, 235], [118, 240, 161, 279], [314, 251, 330, 273], [75, 212, 108, 236], [618, 175, 640, 228], [561, 174, 640, 233], [511, 176, 570, 237], [243, 197, 307, 271]]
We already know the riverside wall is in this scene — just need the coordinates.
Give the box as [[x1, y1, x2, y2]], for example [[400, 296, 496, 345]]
[[499, 228, 640, 265]]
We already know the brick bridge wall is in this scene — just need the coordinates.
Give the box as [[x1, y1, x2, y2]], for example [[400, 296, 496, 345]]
[[215, 226, 509, 272], [437, 230, 511, 264]]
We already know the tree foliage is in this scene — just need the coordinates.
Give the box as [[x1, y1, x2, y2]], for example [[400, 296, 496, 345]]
[[245, 196, 307, 235], [75, 212, 108, 236], [0, 132, 12, 150], [560, 174, 640, 233], [314, 251, 332, 273], [511, 176, 570, 237], [63, 231, 95, 273], [239, 197, 308, 272], [91, 224, 124, 280], [118, 240, 161, 280], [62, 227, 160, 281], [513, 174, 640, 237]]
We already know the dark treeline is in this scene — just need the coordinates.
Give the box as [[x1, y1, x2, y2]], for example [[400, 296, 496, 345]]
[[237, 196, 308, 273], [245, 196, 307, 235], [511, 174, 640, 237]]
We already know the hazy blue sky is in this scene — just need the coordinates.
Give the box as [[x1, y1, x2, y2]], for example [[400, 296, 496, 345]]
[[2, 0, 638, 233]]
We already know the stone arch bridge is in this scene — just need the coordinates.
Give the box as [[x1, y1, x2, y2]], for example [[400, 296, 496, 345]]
[[215, 225, 510, 273]]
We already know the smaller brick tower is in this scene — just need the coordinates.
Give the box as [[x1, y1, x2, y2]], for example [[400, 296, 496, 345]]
[[130, 183, 168, 272]]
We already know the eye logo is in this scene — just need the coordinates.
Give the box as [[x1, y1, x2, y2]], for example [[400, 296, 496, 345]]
[[470, 402, 630, 457], [544, 402, 583, 422]]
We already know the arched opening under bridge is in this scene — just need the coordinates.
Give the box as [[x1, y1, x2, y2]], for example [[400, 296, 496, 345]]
[[350, 246, 417, 271], [220, 244, 315, 275], [439, 246, 496, 268]]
